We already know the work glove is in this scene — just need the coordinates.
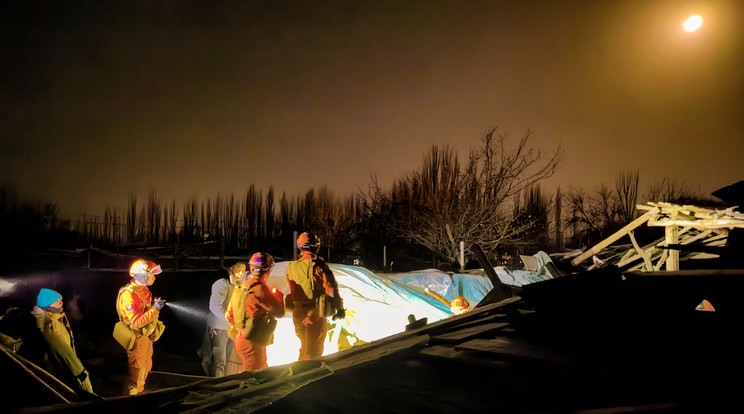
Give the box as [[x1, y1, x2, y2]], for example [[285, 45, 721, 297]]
[[153, 297, 166, 311], [76, 369, 95, 394], [332, 308, 346, 321]]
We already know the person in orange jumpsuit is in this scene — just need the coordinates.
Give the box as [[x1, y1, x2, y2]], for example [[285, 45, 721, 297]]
[[226, 252, 284, 371], [285, 232, 345, 360], [116, 259, 166, 395]]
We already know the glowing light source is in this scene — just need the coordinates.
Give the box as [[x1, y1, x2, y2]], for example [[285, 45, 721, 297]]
[[0, 279, 18, 297], [683, 15, 703, 32]]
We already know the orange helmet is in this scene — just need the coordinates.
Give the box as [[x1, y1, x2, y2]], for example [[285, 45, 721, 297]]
[[249, 252, 275, 275], [450, 296, 470, 315], [130, 259, 161, 285], [297, 232, 320, 251]]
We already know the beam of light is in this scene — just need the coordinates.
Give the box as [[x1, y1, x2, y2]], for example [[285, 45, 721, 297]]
[[164, 302, 208, 320], [0, 279, 19, 297], [684, 15, 703, 32], [0, 273, 60, 298]]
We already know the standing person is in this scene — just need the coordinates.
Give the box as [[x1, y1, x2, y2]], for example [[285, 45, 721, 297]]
[[199, 262, 246, 377], [285, 232, 345, 360], [31, 288, 95, 396], [115, 259, 166, 395], [226, 252, 284, 371]]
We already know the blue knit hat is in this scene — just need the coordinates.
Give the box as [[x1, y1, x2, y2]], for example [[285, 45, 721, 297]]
[[37, 288, 62, 308]]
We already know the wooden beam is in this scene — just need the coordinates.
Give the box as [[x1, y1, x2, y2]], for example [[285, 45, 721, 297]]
[[571, 209, 655, 266], [471, 243, 513, 302], [629, 230, 654, 271], [665, 224, 680, 271]]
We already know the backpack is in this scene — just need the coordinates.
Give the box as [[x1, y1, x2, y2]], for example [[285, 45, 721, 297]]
[[287, 258, 336, 317], [228, 282, 277, 346]]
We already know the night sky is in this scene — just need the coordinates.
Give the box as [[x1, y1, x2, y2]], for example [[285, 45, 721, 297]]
[[2, 1, 742, 219]]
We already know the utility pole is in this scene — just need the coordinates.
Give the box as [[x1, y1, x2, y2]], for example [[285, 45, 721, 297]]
[[293, 230, 298, 260], [383, 245, 387, 272], [219, 220, 225, 269]]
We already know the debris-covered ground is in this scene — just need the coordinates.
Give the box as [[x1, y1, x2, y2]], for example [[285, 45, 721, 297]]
[[1, 260, 515, 410], [3, 200, 743, 413], [8, 265, 744, 413]]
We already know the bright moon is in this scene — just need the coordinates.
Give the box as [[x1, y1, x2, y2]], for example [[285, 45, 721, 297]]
[[683, 15, 703, 32]]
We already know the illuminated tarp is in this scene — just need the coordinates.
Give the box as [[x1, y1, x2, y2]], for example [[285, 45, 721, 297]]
[[384, 269, 452, 297], [386, 270, 495, 308], [263, 258, 559, 366], [444, 273, 494, 304], [264, 262, 452, 366]]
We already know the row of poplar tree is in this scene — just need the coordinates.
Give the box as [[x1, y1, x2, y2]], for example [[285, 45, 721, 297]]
[[1, 127, 712, 271]]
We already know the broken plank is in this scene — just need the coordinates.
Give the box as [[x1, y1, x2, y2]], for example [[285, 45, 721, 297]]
[[571, 210, 654, 266], [454, 337, 567, 364], [430, 322, 509, 344]]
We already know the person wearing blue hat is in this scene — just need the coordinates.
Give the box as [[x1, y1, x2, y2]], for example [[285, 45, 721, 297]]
[[31, 288, 95, 397]]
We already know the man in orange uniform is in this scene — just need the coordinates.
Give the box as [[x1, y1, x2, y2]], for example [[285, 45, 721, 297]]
[[116, 259, 166, 395], [226, 252, 284, 371], [286, 232, 345, 360]]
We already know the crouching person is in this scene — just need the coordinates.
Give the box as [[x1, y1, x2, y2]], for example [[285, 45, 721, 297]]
[[32, 288, 96, 397], [226, 252, 284, 371], [115, 259, 166, 395]]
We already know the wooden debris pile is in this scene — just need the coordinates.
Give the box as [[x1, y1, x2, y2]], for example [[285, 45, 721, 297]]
[[570, 202, 744, 271]]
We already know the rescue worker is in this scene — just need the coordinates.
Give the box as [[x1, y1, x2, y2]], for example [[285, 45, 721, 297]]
[[226, 252, 284, 371], [31, 288, 95, 396], [450, 296, 470, 315], [116, 259, 166, 395], [285, 232, 345, 360], [199, 262, 246, 377]]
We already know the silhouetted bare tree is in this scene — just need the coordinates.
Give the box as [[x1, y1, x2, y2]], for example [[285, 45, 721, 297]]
[[363, 127, 562, 267], [616, 170, 639, 224], [645, 177, 709, 205]]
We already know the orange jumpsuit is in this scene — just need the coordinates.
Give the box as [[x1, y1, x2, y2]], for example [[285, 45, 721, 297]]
[[286, 252, 343, 360], [225, 278, 284, 371], [117, 281, 161, 395]]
